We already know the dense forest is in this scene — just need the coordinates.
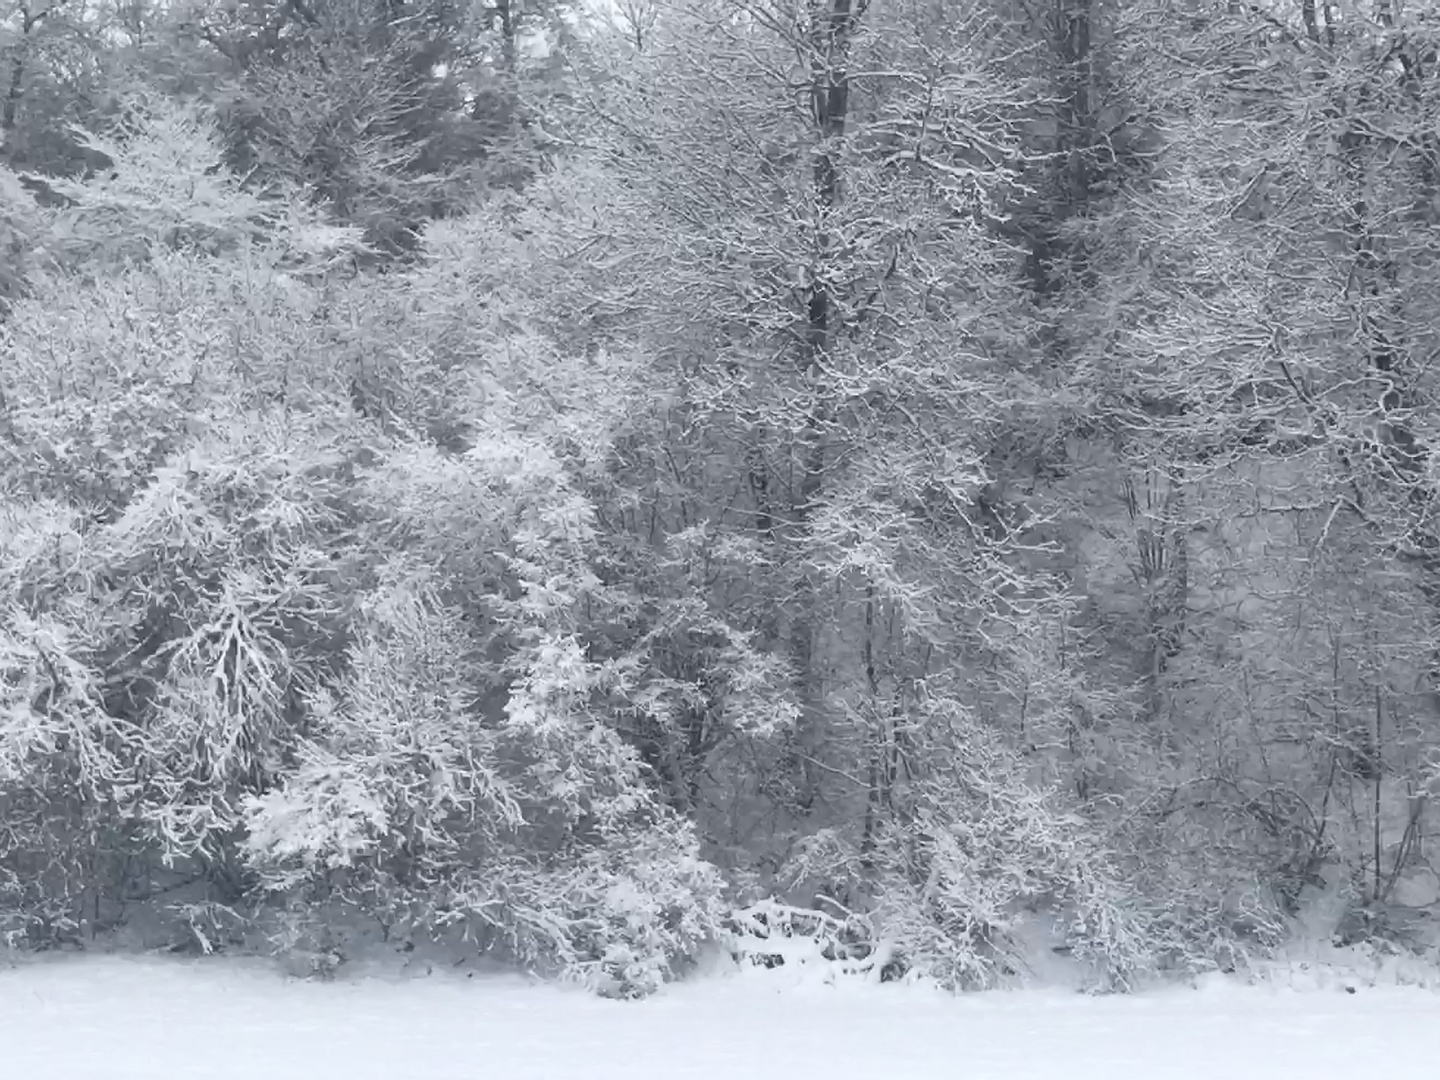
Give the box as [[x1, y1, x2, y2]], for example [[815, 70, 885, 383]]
[[2, 0, 1439, 996]]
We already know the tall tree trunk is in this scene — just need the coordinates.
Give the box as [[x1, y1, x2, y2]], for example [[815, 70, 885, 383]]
[[789, 0, 859, 811]]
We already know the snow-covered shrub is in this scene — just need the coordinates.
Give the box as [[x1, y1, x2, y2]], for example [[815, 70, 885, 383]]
[[723, 900, 891, 983], [1, 164, 727, 985], [38, 95, 366, 277], [861, 823, 1150, 990], [0, 71, 743, 987], [238, 561, 512, 885], [13, 423, 348, 935], [238, 561, 723, 996], [43, 97, 278, 267], [0, 495, 131, 942], [233, 401, 728, 994], [1113, 792, 1294, 975], [0, 347, 367, 936], [776, 691, 1154, 991], [85, 413, 364, 870], [0, 111, 374, 513], [464, 829, 725, 998], [0, 604, 139, 943]]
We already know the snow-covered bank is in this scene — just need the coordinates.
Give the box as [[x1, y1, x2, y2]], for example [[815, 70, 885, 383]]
[[1, 955, 1437, 1080]]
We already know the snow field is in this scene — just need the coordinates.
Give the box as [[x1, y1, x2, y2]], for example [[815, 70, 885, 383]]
[[1, 955, 1437, 1080]]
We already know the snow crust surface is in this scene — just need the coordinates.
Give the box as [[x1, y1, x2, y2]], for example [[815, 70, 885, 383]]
[[2, 955, 1437, 1079]]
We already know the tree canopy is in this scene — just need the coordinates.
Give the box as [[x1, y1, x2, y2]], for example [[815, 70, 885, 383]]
[[2, 0, 1440, 994]]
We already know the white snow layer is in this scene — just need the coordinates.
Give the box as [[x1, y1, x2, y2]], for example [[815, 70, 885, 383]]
[[1, 954, 1437, 1080]]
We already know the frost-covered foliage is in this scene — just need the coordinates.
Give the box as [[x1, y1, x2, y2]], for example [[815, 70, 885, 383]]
[[40, 97, 365, 274], [44, 99, 275, 266], [238, 558, 723, 996], [6, 0, 1440, 996], [766, 680, 1155, 990], [0, 594, 134, 944], [0, 166, 44, 311], [0, 107, 725, 993]]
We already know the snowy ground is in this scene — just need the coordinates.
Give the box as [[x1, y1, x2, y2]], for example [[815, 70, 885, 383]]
[[2, 954, 1438, 1080]]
